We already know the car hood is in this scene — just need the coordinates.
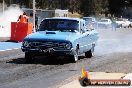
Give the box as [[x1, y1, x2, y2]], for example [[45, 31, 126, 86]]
[[25, 31, 80, 42]]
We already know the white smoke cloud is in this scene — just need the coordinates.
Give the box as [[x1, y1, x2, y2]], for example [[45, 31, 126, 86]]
[[0, 6, 23, 37]]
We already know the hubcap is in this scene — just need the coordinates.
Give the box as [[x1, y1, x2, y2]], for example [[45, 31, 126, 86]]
[[74, 54, 78, 61]]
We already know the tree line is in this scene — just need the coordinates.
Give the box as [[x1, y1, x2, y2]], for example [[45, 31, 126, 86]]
[[0, 0, 132, 18]]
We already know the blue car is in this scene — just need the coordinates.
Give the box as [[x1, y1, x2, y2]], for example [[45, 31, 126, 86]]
[[21, 17, 99, 63]]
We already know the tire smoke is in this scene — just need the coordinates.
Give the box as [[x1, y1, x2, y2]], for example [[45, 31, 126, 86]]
[[0, 6, 23, 37]]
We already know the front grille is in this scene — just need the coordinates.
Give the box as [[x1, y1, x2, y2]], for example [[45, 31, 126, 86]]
[[29, 41, 67, 50]]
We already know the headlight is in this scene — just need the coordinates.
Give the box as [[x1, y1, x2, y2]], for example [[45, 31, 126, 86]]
[[22, 41, 29, 47], [65, 43, 72, 49]]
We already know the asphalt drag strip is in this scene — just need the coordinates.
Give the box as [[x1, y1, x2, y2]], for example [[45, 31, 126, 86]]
[[0, 28, 132, 88]]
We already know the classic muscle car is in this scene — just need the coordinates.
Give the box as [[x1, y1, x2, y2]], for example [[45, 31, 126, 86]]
[[21, 17, 99, 63]]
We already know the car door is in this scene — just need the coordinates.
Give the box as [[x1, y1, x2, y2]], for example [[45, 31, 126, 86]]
[[73, 21, 84, 54], [86, 29, 99, 49], [82, 29, 93, 53], [79, 22, 93, 53]]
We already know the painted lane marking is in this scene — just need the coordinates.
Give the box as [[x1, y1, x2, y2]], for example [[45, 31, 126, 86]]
[[0, 48, 20, 52]]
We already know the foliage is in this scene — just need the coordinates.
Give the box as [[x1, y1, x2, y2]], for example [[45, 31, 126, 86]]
[[1, 0, 132, 17]]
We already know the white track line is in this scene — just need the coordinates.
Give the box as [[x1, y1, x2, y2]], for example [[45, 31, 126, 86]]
[[0, 48, 20, 52]]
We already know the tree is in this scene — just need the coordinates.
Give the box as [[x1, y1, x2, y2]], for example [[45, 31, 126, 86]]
[[108, 0, 132, 17], [80, 0, 108, 16], [2, 0, 131, 17]]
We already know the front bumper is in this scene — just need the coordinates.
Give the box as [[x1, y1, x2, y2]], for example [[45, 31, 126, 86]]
[[21, 47, 75, 56]]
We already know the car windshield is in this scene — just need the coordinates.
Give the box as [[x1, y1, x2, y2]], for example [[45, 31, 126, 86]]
[[38, 19, 79, 32]]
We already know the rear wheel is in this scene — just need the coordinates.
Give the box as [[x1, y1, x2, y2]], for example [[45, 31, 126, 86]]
[[85, 44, 95, 58], [85, 50, 93, 58], [25, 52, 34, 63]]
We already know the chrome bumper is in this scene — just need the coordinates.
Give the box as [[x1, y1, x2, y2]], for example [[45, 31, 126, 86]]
[[21, 47, 75, 55]]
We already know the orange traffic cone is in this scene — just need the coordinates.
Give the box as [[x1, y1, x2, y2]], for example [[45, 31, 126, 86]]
[[81, 68, 89, 78], [79, 68, 91, 86]]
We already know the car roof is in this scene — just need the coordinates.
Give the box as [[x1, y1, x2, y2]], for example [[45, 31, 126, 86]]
[[45, 17, 82, 21]]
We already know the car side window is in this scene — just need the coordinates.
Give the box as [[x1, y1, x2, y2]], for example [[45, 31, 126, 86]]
[[80, 23, 85, 33]]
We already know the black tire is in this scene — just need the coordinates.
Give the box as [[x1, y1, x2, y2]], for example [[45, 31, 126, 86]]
[[70, 54, 78, 63], [69, 46, 80, 63], [85, 50, 93, 58], [25, 52, 34, 63], [85, 44, 95, 58], [70, 48, 79, 63]]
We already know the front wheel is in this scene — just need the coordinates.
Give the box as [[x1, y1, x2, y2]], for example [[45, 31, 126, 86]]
[[70, 48, 79, 63], [70, 54, 78, 63], [25, 52, 34, 63]]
